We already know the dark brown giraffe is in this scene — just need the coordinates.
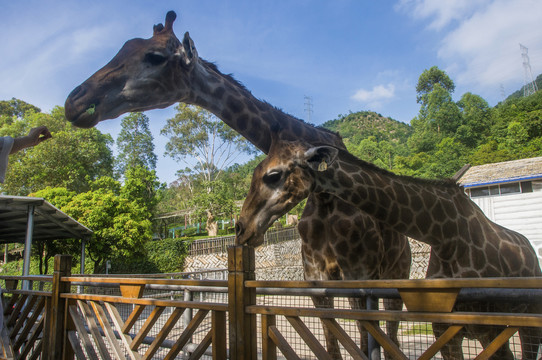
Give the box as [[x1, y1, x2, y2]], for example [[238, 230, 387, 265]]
[[64, 11, 411, 358], [236, 134, 542, 360]]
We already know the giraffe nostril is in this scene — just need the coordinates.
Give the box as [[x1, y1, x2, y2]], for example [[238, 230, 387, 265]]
[[69, 85, 86, 101]]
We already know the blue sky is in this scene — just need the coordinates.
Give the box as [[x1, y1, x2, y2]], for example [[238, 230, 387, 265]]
[[1, 1, 541, 184]]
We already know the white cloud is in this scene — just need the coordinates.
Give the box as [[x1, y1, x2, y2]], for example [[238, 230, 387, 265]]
[[396, 0, 490, 30], [397, 0, 542, 101], [351, 84, 396, 104]]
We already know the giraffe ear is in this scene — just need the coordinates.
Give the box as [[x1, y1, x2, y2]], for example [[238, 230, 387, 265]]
[[180, 32, 199, 67], [303, 146, 339, 172]]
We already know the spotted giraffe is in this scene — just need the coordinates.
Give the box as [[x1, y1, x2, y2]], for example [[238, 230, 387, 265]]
[[236, 134, 542, 360], [64, 11, 411, 358]]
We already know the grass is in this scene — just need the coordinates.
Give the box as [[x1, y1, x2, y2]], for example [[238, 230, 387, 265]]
[[402, 323, 433, 335]]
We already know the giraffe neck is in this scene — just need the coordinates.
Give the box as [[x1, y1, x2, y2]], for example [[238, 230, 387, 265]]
[[182, 60, 344, 153], [317, 150, 479, 247]]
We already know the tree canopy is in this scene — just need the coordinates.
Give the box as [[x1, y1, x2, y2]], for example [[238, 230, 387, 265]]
[[116, 112, 157, 175]]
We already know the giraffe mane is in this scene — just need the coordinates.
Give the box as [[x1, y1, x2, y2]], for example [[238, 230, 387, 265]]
[[337, 148, 460, 190], [200, 59, 343, 143]]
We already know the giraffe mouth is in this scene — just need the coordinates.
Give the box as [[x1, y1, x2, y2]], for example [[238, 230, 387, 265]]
[[235, 220, 265, 247]]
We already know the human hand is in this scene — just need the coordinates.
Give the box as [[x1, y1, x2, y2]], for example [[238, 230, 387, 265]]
[[27, 126, 52, 146]]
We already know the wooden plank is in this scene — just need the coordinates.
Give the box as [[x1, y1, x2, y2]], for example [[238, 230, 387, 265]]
[[61, 293, 228, 311], [399, 288, 459, 312], [122, 305, 146, 333], [77, 300, 113, 360], [17, 316, 43, 360], [27, 338, 42, 360], [103, 302, 142, 360], [49, 254, 72, 360], [5, 293, 19, 316], [131, 306, 165, 351], [245, 277, 542, 289], [163, 309, 209, 360], [67, 330, 89, 360], [119, 284, 145, 299], [228, 251, 238, 360], [285, 316, 332, 360], [187, 329, 212, 360], [9, 294, 37, 339], [7, 294, 27, 328], [64, 299, 77, 360], [322, 318, 367, 360], [212, 310, 227, 360], [262, 314, 277, 360], [228, 245, 257, 360], [143, 307, 184, 360], [246, 305, 542, 327], [419, 325, 463, 360], [475, 327, 519, 360], [13, 296, 45, 351], [268, 325, 301, 360], [89, 301, 126, 360], [68, 305, 99, 360], [361, 320, 408, 360], [62, 276, 227, 287]]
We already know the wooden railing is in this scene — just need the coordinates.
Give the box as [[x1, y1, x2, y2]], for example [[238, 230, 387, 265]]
[[0, 247, 541, 359]]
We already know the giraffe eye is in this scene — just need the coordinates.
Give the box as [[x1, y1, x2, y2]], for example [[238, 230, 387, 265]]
[[144, 52, 167, 66], [263, 170, 283, 185]]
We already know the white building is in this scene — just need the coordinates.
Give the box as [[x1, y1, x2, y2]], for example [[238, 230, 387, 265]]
[[457, 157, 542, 265]]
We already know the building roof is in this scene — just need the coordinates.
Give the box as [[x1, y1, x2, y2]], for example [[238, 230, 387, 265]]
[[0, 195, 92, 244], [457, 156, 542, 188]]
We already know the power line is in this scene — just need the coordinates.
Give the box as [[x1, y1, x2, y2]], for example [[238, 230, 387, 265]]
[[304, 95, 313, 123], [520, 44, 538, 97]]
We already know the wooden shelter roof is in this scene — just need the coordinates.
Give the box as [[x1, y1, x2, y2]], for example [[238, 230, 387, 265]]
[[0, 195, 92, 244], [457, 156, 542, 187]]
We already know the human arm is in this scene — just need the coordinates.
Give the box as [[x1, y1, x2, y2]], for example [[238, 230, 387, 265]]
[[9, 126, 52, 154]]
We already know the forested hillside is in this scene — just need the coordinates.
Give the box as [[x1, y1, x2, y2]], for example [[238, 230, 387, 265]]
[[322, 68, 542, 179]]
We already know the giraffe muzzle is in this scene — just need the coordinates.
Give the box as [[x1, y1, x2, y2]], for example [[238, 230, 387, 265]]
[[235, 222, 245, 244]]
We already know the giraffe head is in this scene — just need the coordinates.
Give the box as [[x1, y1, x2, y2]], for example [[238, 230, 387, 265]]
[[236, 134, 339, 246], [65, 11, 199, 128]]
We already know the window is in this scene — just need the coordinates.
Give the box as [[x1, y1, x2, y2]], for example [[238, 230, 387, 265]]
[[469, 181, 532, 198], [521, 181, 533, 193], [470, 187, 489, 197], [500, 182, 520, 194]]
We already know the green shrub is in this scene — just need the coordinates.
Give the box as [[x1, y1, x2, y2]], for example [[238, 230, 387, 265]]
[[144, 238, 190, 273]]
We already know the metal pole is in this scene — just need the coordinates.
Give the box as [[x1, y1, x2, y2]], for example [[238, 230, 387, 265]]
[[22, 205, 35, 290], [367, 296, 381, 360], [80, 239, 86, 274]]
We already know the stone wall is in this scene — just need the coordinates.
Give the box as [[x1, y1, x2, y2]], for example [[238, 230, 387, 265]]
[[183, 238, 304, 280], [183, 235, 430, 280]]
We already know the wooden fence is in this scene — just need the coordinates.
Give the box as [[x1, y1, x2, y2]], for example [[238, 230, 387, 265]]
[[0, 248, 541, 360]]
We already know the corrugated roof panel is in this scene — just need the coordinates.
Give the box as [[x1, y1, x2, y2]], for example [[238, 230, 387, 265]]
[[0, 195, 92, 244]]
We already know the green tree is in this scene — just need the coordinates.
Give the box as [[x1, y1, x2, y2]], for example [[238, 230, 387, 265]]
[[416, 66, 455, 104], [29, 187, 78, 274], [116, 112, 157, 175], [62, 177, 153, 273], [189, 179, 237, 236], [161, 104, 254, 183], [425, 137, 468, 178], [0, 98, 40, 121], [456, 92, 492, 147], [120, 165, 162, 214], [161, 104, 254, 235]]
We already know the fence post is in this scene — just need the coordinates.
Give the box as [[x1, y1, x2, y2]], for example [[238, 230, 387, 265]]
[[228, 245, 256, 360], [43, 254, 72, 360]]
